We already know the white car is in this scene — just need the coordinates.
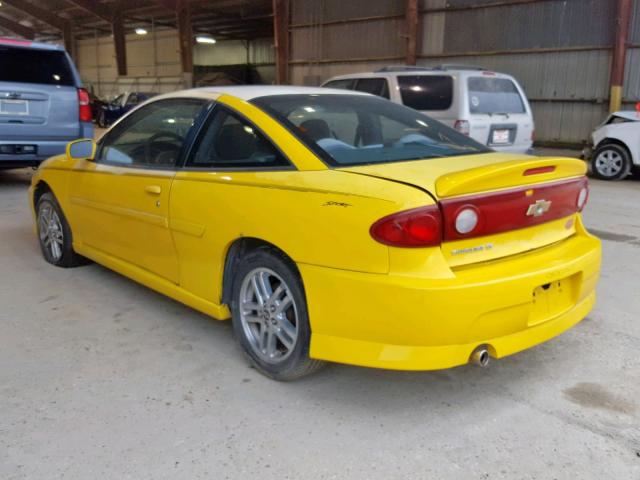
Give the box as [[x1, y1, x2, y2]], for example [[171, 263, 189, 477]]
[[322, 65, 534, 154], [588, 111, 640, 180]]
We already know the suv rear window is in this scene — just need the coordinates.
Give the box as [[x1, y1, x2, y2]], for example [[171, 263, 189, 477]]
[[0, 46, 74, 86], [397, 75, 453, 111], [468, 77, 525, 114]]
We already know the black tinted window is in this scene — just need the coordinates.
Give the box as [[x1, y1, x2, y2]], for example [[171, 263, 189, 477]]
[[0, 46, 74, 86], [97, 98, 205, 167], [354, 78, 389, 99], [252, 94, 488, 167], [397, 75, 453, 111], [468, 77, 525, 114], [324, 79, 355, 90], [189, 107, 289, 169]]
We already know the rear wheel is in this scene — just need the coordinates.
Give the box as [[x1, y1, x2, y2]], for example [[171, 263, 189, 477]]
[[230, 248, 325, 381], [36, 192, 89, 268], [591, 143, 631, 181]]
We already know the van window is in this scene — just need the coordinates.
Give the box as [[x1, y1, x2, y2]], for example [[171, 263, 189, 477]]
[[0, 46, 74, 86], [468, 77, 526, 114], [354, 78, 389, 99], [397, 75, 453, 111], [323, 79, 355, 90]]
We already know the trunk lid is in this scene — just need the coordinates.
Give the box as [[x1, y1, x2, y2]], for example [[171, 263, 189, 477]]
[[340, 153, 587, 266], [0, 83, 80, 141]]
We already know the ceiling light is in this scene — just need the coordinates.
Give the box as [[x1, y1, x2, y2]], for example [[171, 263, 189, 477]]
[[135, 28, 148, 35], [195, 34, 216, 44]]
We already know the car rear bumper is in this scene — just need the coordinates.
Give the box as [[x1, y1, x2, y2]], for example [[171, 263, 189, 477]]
[[1, 140, 70, 167], [0, 123, 93, 168], [301, 219, 601, 370]]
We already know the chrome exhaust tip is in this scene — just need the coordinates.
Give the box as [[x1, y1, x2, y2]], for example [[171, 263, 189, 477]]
[[470, 347, 490, 368]]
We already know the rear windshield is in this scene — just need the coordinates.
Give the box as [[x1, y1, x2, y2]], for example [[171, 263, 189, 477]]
[[397, 75, 453, 111], [252, 94, 489, 168], [468, 77, 525, 114], [0, 46, 74, 86]]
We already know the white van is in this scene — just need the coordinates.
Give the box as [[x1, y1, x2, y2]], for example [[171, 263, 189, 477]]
[[322, 66, 534, 154]]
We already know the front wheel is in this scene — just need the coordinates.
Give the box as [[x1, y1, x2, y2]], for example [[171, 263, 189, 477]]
[[591, 143, 631, 181], [36, 192, 89, 268], [230, 248, 325, 381]]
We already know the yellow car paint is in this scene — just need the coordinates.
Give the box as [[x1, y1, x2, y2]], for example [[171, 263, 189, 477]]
[[30, 91, 601, 372]]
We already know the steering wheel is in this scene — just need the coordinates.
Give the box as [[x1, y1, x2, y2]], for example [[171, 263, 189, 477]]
[[144, 131, 184, 165]]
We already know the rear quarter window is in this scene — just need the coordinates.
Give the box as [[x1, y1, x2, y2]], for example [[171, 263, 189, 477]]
[[0, 46, 74, 86], [323, 79, 355, 90], [468, 77, 526, 114], [397, 75, 453, 111], [354, 78, 389, 99]]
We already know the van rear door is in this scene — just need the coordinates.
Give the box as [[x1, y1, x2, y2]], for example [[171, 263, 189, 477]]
[[0, 44, 80, 141], [466, 75, 533, 152]]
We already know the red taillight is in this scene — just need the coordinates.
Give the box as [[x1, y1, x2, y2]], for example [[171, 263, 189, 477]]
[[440, 177, 589, 241], [78, 88, 92, 123], [454, 120, 470, 136], [370, 205, 442, 247]]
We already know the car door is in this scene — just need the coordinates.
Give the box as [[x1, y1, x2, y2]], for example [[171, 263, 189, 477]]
[[169, 105, 293, 302], [68, 97, 207, 283]]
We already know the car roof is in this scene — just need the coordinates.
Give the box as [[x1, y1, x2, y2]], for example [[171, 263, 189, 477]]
[[0, 37, 65, 51], [151, 85, 371, 102]]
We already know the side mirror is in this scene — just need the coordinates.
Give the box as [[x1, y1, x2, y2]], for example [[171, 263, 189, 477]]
[[66, 138, 96, 161]]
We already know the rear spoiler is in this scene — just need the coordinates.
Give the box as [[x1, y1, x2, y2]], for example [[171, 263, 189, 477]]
[[435, 157, 587, 198]]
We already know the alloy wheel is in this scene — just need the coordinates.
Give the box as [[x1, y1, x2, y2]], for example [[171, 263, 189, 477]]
[[38, 203, 64, 261], [594, 149, 623, 177], [239, 267, 299, 364]]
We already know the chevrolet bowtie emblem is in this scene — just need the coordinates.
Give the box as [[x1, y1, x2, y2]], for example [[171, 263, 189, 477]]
[[526, 199, 552, 217]]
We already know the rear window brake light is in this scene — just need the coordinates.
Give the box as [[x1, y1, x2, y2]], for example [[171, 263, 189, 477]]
[[524, 166, 556, 176]]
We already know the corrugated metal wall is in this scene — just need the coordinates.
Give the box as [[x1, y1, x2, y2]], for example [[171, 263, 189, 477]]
[[77, 32, 275, 98], [289, 0, 639, 145]]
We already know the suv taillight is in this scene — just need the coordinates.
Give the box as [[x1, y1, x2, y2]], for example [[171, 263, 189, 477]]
[[370, 205, 442, 247], [454, 119, 470, 136], [78, 88, 92, 123]]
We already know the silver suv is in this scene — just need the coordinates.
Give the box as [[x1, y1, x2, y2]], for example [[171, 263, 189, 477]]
[[322, 65, 534, 154], [0, 38, 93, 169]]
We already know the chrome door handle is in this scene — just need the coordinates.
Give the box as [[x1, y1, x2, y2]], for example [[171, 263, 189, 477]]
[[144, 185, 162, 195]]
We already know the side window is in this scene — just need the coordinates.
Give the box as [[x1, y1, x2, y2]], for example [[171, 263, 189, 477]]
[[188, 106, 290, 169], [397, 75, 453, 111], [96, 98, 206, 167], [323, 79, 355, 90], [354, 78, 390, 99]]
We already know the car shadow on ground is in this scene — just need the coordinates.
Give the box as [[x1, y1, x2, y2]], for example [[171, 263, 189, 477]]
[[0, 168, 32, 187]]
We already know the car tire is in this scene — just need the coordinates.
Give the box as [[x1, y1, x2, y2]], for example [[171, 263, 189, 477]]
[[97, 110, 107, 128], [591, 143, 631, 181], [36, 192, 90, 268], [230, 247, 325, 381]]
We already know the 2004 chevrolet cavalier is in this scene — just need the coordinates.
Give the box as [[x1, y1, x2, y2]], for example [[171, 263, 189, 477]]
[[30, 86, 601, 380]]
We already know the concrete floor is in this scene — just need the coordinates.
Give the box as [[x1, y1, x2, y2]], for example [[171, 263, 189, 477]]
[[1, 164, 639, 479]]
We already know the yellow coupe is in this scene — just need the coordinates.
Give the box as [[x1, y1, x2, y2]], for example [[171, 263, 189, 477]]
[[29, 86, 601, 380]]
